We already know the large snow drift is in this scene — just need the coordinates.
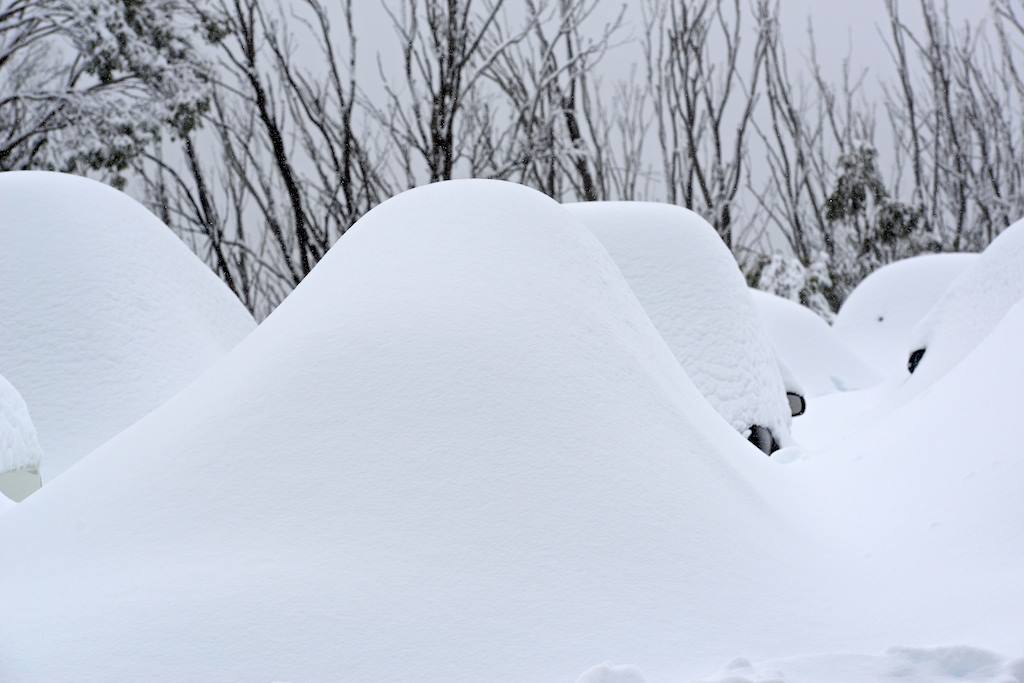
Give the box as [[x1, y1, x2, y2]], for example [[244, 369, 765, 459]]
[[564, 202, 792, 448], [0, 172, 256, 478], [750, 290, 879, 396], [0, 374, 42, 502], [906, 221, 1024, 389], [834, 253, 977, 377], [0, 181, 836, 682]]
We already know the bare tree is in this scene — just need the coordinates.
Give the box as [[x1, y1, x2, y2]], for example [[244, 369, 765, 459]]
[[135, 0, 386, 316], [476, 0, 632, 200], [372, 0, 539, 186], [642, 0, 769, 246]]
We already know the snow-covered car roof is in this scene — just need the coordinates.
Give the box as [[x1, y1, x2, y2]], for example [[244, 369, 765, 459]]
[[564, 201, 792, 449], [907, 221, 1024, 387], [834, 253, 977, 377], [0, 172, 256, 478], [0, 181, 829, 681]]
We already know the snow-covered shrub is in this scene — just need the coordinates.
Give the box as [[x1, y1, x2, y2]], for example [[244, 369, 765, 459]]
[[753, 250, 834, 321]]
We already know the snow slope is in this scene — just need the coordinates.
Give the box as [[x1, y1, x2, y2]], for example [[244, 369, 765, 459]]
[[0, 374, 42, 477], [750, 290, 879, 396], [906, 221, 1024, 389], [834, 253, 977, 377], [788, 295, 1024, 655], [565, 202, 792, 446], [0, 171, 256, 478], [0, 181, 839, 682]]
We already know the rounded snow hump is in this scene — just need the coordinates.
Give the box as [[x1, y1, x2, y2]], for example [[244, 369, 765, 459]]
[[906, 221, 1024, 388], [0, 171, 256, 478], [750, 290, 879, 397], [564, 201, 792, 451], [834, 253, 977, 378], [0, 180, 833, 682]]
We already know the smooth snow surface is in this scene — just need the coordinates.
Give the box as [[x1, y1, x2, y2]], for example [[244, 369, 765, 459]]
[[565, 201, 791, 444], [0, 181, 841, 682], [906, 221, 1024, 389], [834, 253, 977, 377], [750, 290, 879, 396], [0, 374, 42, 476], [788, 296, 1024, 654], [0, 172, 256, 478]]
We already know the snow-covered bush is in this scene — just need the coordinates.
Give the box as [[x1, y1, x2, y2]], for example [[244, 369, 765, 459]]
[[753, 250, 834, 321]]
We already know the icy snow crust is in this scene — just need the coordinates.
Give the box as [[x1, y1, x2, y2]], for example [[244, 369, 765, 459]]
[[565, 202, 791, 444], [906, 220, 1024, 389], [0, 374, 42, 475], [0, 181, 842, 682], [834, 253, 977, 377], [750, 290, 879, 396], [0, 172, 256, 478]]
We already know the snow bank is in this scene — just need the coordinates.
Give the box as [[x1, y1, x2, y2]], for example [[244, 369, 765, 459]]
[[750, 290, 879, 396], [565, 202, 792, 448], [834, 253, 977, 377], [0, 171, 256, 478], [0, 181, 834, 682], [906, 221, 1024, 388]]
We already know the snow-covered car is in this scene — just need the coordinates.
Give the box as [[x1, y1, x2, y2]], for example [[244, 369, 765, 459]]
[[564, 201, 793, 454], [0, 171, 256, 478], [777, 357, 808, 418], [834, 253, 977, 377], [0, 373, 42, 503], [904, 219, 1024, 386], [750, 289, 879, 397]]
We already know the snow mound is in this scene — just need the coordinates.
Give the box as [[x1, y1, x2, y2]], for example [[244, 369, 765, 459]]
[[698, 645, 1020, 683], [565, 201, 791, 447], [0, 171, 256, 478], [750, 290, 879, 396], [834, 253, 977, 377], [907, 221, 1024, 388], [0, 374, 42, 476], [0, 181, 831, 682]]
